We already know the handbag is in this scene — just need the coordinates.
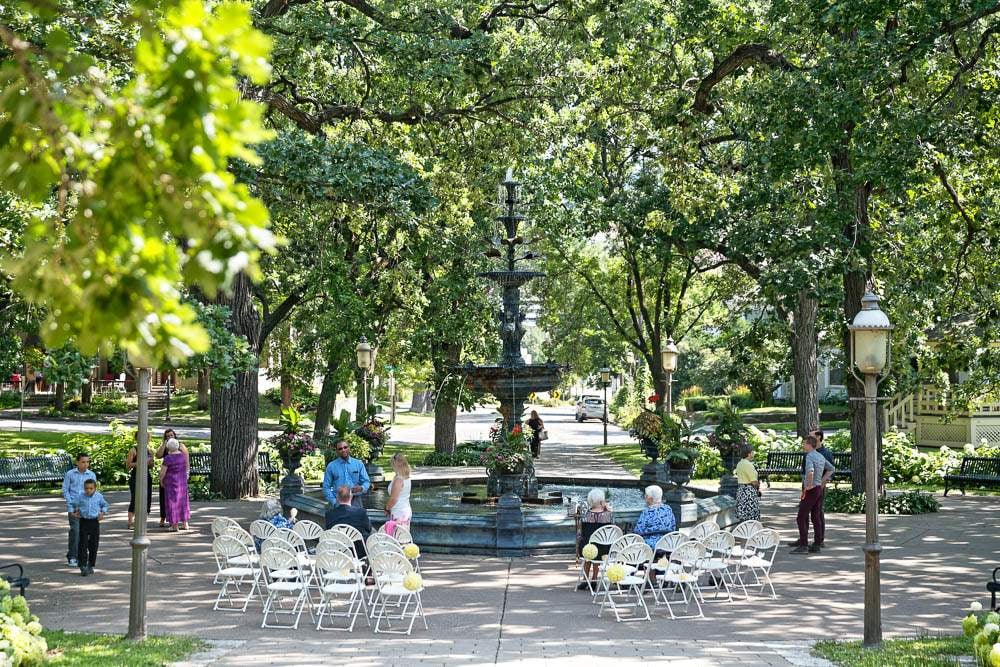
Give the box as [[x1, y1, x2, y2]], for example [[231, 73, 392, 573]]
[[537, 429, 549, 441]]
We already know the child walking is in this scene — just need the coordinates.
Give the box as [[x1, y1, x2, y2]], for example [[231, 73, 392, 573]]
[[70, 479, 109, 576]]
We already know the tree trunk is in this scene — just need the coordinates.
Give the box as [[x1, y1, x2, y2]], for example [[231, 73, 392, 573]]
[[280, 374, 293, 409], [196, 369, 209, 411], [55, 382, 65, 410], [433, 343, 462, 453], [313, 358, 340, 440], [210, 273, 261, 499], [791, 290, 819, 437], [845, 268, 868, 493], [81, 376, 93, 405], [411, 389, 427, 413]]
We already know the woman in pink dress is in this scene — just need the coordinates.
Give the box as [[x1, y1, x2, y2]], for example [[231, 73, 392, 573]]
[[159, 439, 190, 531]]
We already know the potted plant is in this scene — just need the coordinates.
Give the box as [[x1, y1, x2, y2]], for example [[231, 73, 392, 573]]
[[659, 413, 698, 486], [708, 406, 747, 497], [268, 406, 316, 474], [482, 423, 531, 475]]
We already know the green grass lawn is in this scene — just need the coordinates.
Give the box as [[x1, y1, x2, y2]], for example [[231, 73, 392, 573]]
[[812, 635, 972, 666], [385, 410, 435, 429], [42, 630, 205, 666], [148, 391, 309, 426], [753, 420, 850, 432], [739, 403, 848, 416]]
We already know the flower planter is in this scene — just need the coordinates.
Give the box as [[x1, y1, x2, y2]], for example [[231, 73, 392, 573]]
[[641, 438, 660, 462], [282, 455, 302, 475], [667, 465, 693, 487]]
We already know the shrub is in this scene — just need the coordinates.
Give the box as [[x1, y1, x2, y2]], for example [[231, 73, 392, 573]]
[[263, 385, 320, 412], [679, 385, 703, 399], [683, 395, 731, 413], [728, 385, 758, 410], [64, 420, 136, 485], [0, 578, 47, 666], [823, 488, 940, 514], [317, 432, 371, 465], [299, 453, 326, 481], [0, 390, 20, 409], [960, 608, 1000, 665], [422, 440, 490, 467]]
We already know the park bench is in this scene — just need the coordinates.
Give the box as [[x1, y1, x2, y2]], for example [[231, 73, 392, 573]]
[[989, 567, 999, 611], [0, 454, 73, 487], [758, 451, 851, 487], [0, 563, 29, 597], [942, 456, 1000, 496], [187, 452, 280, 482]]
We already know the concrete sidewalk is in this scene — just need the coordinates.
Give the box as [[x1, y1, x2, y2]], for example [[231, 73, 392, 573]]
[[2, 486, 994, 665]]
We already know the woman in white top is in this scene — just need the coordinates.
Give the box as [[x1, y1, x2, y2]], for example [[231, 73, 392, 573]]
[[384, 452, 412, 528]]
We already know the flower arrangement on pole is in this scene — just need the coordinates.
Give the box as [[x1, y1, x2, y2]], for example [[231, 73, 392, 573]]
[[268, 406, 316, 473], [481, 423, 531, 475], [708, 406, 748, 471], [628, 407, 698, 485]]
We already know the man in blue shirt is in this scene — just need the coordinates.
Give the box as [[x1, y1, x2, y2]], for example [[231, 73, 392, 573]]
[[70, 479, 109, 576], [322, 439, 370, 509], [62, 453, 97, 567]]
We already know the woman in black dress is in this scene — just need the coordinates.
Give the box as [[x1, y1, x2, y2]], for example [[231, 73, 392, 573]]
[[526, 410, 545, 458]]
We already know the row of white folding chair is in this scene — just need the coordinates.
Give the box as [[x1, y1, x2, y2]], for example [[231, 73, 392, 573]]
[[377, 522, 414, 545], [594, 542, 653, 622], [369, 551, 427, 635]]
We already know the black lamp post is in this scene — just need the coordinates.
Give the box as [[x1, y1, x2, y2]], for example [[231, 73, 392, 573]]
[[848, 288, 892, 649]]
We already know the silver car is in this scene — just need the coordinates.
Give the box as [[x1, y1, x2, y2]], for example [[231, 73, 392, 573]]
[[575, 396, 606, 422]]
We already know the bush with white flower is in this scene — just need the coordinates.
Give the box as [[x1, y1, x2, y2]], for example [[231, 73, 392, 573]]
[[0, 578, 47, 666], [961, 604, 1000, 665], [581, 544, 598, 561]]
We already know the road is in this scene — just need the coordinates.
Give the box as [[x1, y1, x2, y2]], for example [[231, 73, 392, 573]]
[[0, 404, 634, 447]]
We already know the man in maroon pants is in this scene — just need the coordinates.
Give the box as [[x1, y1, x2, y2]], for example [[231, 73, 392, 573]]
[[791, 435, 833, 554]]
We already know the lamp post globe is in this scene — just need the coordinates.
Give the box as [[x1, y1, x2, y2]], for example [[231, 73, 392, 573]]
[[661, 337, 679, 412], [355, 336, 373, 370], [849, 291, 892, 375]]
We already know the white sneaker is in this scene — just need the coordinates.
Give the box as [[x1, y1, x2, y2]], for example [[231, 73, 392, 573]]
[[68, 558, 78, 567]]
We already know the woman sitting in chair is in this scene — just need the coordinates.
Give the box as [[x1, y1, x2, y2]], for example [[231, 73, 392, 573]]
[[633, 485, 676, 550], [577, 488, 614, 589]]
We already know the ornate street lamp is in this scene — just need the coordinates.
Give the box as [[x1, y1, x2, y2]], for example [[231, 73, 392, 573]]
[[356, 336, 373, 413], [599, 367, 611, 448], [661, 337, 679, 412], [848, 288, 893, 649]]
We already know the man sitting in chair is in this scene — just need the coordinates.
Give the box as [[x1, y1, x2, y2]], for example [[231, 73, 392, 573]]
[[324, 485, 372, 558]]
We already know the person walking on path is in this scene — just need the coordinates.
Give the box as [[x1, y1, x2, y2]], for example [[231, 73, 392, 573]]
[[125, 434, 153, 529], [155, 428, 188, 527], [159, 438, 190, 531], [61, 453, 96, 567], [69, 479, 108, 576], [383, 453, 412, 535], [734, 444, 761, 522], [322, 439, 370, 509], [791, 435, 833, 554], [526, 410, 545, 458]]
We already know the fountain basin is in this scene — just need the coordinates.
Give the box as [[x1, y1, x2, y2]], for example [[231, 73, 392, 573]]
[[283, 479, 737, 555], [457, 362, 565, 396]]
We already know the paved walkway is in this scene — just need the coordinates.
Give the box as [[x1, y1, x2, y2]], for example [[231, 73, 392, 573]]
[[3, 486, 994, 665]]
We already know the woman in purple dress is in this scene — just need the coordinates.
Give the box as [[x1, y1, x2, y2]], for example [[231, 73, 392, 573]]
[[159, 439, 190, 531]]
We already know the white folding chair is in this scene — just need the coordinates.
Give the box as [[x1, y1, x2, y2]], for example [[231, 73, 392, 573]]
[[260, 547, 313, 629], [699, 531, 737, 602], [211, 535, 261, 613], [689, 520, 720, 541], [649, 531, 691, 578], [250, 520, 277, 549], [595, 542, 652, 622], [392, 525, 413, 545], [732, 528, 780, 600], [330, 524, 364, 546], [728, 520, 764, 557], [319, 531, 360, 561], [211, 517, 241, 538], [654, 541, 706, 619], [314, 552, 369, 631], [222, 525, 260, 568], [576, 524, 623, 592], [293, 520, 325, 549], [369, 552, 428, 635]]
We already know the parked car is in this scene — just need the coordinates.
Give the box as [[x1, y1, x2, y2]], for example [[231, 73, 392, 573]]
[[575, 396, 606, 422]]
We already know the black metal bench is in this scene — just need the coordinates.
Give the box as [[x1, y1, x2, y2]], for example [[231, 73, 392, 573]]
[[0, 454, 73, 487], [758, 451, 851, 487], [187, 452, 280, 481], [989, 567, 999, 611], [0, 563, 29, 597], [943, 456, 1000, 496]]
